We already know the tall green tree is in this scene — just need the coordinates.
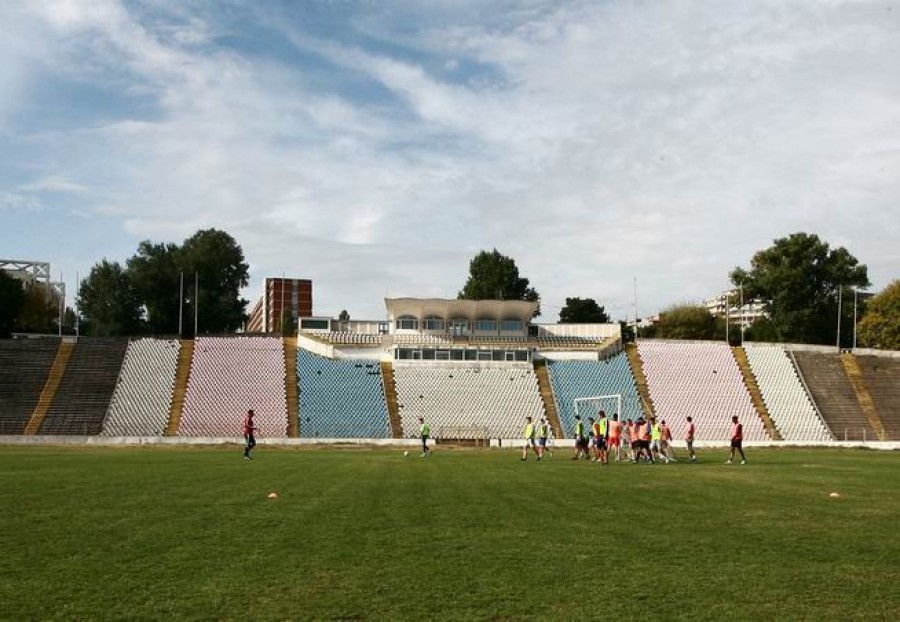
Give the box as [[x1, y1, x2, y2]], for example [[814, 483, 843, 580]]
[[17, 285, 60, 333], [731, 233, 869, 345], [655, 304, 719, 340], [77, 260, 144, 336], [458, 249, 540, 315], [128, 241, 183, 334], [181, 229, 250, 333], [559, 297, 611, 323], [128, 229, 250, 335], [0, 271, 26, 337], [857, 280, 900, 350]]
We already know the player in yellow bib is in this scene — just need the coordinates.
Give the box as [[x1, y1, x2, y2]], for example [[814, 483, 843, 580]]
[[537, 418, 552, 458], [522, 416, 541, 461], [419, 417, 432, 458]]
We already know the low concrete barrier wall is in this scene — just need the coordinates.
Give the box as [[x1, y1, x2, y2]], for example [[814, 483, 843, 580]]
[[1, 436, 898, 450]]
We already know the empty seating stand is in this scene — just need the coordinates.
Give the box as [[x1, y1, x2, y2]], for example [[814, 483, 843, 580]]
[[393, 363, 544, 439], [179, 336, 288, 438], [853, 355, 900, 440], [744, 345, 832, 441], [638, 341, 766, 441], [40, 338, 129, 435], [317, 332, 382, 346], [101, 338, 181, 436], [297, 349, 391, 438], [0, 339, 59, 434], [546, 353, 643, 436], [792, 351, 875, 441]]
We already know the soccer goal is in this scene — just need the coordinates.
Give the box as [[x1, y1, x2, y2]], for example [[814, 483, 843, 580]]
[[574, 394, 623, 421]]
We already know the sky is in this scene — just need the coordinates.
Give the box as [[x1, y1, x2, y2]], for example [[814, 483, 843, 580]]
[[1, 0, 898, 323]]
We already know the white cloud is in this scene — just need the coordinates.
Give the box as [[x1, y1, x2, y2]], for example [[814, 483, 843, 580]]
[[19, 176, 89, 195], [3, 0, 899, 320]]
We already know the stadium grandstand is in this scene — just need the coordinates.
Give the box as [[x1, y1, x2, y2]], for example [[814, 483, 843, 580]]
[[0, 296, 897, 445]]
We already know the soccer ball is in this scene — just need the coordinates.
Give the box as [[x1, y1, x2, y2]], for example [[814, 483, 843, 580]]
[[403, 451, 409, 457]]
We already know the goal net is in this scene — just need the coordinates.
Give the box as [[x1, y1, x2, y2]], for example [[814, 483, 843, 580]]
[[574, 394, 623, 422]]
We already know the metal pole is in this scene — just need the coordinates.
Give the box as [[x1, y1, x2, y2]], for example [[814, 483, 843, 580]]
[[836, 285, 842, 350], [853, 289, 858, 350], [180, 271, 185, 336], [75, 271, 80, 338], [633, 276, 638, 340], [724, 291, 729, 345], [194, 271, 199, 337], [739, 283, 745, 344], [58, 271, 63, 337]]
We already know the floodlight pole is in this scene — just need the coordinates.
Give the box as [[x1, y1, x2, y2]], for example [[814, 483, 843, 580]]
[[836, 285, 843, 351], [633, 276, 638, 341], [75, 270, 80, 338], [724, 290, 729, 345], [739, 283, 745, 344], [58, 271, 63, 337], [853, 288, 858, 350], [178, 272, 184, 337], [194, 271, 199, 337]]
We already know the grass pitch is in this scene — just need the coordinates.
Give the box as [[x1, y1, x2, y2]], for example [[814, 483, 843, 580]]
[[1, 446, 898, 621]]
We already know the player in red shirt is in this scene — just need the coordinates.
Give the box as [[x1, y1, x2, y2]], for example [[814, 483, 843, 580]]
[[659, 420, 677, 462], [726, 415, 746, 465], [608, 414, 623, 462], [684, 416, 697, 462], [242, 409, 258, 460]]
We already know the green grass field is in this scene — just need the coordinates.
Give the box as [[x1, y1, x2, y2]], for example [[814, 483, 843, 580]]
[[1, 446, 898, 621]]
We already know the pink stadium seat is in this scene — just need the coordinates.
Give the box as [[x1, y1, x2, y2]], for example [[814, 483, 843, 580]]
[[178, 336, 288, 438]]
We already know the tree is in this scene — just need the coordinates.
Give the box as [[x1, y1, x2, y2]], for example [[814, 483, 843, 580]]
[[558, 297, 610, 323], [77, 260, 144, 336], [857, 280, 900, 350], [656, 304, 717, 340], [280, 308, 295, 337], [338, 309, 350, 322], [0, 271, 26, 337], [128, 241, 183, 334], [181, 229, 250, 333], [619, 320, 635, 343], [743, 317, 781, 343], [731, 233, 869, 345], [128, 229, 250, 335], [458, 249, 540, 315], [17, 284, 59, 333]]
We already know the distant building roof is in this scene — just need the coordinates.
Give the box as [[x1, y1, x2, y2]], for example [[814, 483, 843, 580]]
[[384, 298, 538, 322]]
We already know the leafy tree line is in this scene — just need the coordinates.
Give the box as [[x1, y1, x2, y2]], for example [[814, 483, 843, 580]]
[[0, 271, 75, 338], [77, 229, 249, 336], [640, 233, 898, 349], [730, 232, 869, 347], [857, 280, 900, 350]]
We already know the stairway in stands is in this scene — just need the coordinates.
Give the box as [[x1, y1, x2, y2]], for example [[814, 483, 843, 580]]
[[533, 359, 564, 439], [732, 347, 781, 440], [24, 341, 74, 435], [840, 353, 887, 441], [165, 340, 195, 436], [284, 337, 299, 437], [624, 343, 656, 418], [380, 362, 403, 438]]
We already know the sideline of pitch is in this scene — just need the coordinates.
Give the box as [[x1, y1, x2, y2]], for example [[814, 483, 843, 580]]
[[0, 435, 898, 451]]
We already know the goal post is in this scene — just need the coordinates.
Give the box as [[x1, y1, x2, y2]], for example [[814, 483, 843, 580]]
[[574, 394, 623, 421]]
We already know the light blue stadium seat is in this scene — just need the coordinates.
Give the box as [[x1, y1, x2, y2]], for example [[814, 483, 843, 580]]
[[547, 353, 643, 436], [297, 349, 391, 438]]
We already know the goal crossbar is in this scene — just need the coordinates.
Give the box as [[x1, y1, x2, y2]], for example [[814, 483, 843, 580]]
[[574, 394, 623, 419]]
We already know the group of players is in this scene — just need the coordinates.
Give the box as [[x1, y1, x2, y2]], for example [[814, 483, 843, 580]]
[[242, 406, 748, 465], [521, 411, 748, 465]]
